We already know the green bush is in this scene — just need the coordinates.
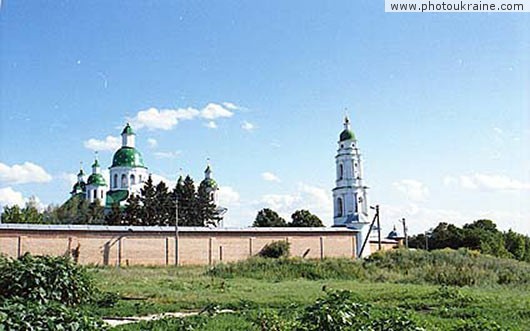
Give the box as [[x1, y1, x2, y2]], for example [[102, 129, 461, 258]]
[[258, 240, 290, 258], [0, 298, 106, 331], [0, 253, 95, 305]]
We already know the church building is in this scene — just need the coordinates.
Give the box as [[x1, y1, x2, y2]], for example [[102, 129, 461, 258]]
[[69, 123, 221, 212], [332, 116, 372, 257]]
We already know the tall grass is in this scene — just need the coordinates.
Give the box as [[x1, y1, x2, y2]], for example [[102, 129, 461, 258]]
[[208, 248, 530, 287]]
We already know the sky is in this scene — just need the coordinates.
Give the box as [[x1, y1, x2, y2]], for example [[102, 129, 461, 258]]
[[0, 1, 529, 235]]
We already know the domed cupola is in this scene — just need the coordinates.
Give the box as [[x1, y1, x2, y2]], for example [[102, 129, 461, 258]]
[[339, 116, 356, 142], [200, 164, 218, 190], [86, 155, 108, 205], [70, 167, 86, 196], [108, 123, 149, 206]]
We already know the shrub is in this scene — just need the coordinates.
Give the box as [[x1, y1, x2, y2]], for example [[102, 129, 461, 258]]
[[0, 298, 106, 331], [0, 253, 95, 305], [258, 240, 290, 258]]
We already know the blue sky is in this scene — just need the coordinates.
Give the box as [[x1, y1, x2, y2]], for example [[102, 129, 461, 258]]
[[1, 1, 529, 235]]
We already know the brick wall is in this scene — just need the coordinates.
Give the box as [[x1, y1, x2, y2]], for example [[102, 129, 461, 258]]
[[0, 227, 363, 266]]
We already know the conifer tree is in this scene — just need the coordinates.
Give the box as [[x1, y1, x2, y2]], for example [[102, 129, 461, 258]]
[[140, 175, 157, 225], [197, 181, 219, 227], [179, 175, 198, 226], [87, 200, 105, 224], [154, 181, 173, 225], [105, 202, 122, 225], [123, 193, 142, 225]]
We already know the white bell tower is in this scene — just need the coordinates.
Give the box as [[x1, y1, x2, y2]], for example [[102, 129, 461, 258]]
[[332, 116, 371, 257]]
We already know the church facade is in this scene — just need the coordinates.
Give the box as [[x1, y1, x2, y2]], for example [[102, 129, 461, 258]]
[[332, 116, 372, 257], [69, 123, 220, 210]]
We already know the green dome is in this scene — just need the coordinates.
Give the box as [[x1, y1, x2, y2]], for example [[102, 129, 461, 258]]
[[71, 181, 86, 194], [87, 173, 106, 186], [201, 178, 218, 189], [111, 147, 146, 168], [339, 129, 355, 142]]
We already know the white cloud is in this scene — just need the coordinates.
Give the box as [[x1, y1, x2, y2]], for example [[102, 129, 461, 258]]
[[393, 179, 429, 202], [150, 174, 176, 188], [218, 186, 241, 206], [147, 138, 158, 148], [131, 107, 199, 130], [62, 173, 78, 186], [493, 127, 503, 135], [444, 173, 530, 191], [222, 102, 238, 110], [0, 187, 26, 207], [129, 103, 236, 131], [261, 172, 281, 183], [154, 151, 181, 159], [0, 162, 52, 185], [200, 103, 234, 120], [204, 121, 218, 129], [241, 121, 255, 131], [84, 135, 120, 152]]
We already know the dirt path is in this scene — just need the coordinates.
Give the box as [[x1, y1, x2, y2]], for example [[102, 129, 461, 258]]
[[103, 309, 234, 327]]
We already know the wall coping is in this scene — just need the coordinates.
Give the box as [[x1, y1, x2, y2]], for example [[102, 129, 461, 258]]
[[0, 223, 358, 234]]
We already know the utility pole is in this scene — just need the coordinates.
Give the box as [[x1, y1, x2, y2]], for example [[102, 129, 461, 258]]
[[175, 195, 179, 266], [425, 230, 429, 251], [376, 205, 381, 251], [399, 218, 408, 248]]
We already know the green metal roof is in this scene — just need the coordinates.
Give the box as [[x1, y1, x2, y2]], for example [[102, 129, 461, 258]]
[[87, 173, 106, 186], [201, 178, 218, 189], [122, 123, 135, 135], [77, 169, 85, 176], [105, 190, 129, 207], [71, 181, 86, 194], [339, 129, 356, 142], [111, 147, 146, 168], [92, 159, 100, 168]]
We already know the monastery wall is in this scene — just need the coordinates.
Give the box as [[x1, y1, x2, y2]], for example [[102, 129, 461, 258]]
[[0, 225, 375, 266]]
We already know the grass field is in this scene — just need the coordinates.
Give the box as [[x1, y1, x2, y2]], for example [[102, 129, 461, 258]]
[[90, 249, 530, 330]]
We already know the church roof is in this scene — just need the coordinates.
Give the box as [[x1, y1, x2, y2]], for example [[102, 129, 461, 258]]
[[71, 181, 86, 194], [201, 178, 218, 189], [121, 123, 135, 135], [87, 173, 106, 186], [339, 129, 356, 142], [111, 147, 146, 168], [105, 190, 129, 207]]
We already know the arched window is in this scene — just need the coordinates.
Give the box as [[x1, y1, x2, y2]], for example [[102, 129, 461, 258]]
[[101, 191, 104, 199], [139, 175, 142, 183], [130, 174, 135, 185], [93, 190, 97, 201], [113, 174, 118, 189], [337, 198, 343, 217], [339, 164, 343, 180], [121, 174, 127, 188]]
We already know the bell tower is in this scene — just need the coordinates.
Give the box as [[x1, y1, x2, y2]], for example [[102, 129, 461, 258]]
[[332, 115, 371, 257]]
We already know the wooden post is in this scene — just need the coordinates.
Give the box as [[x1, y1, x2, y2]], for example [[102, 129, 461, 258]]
[[17, 236, 21, 258], [208, 238, 213, 266], [249, 237, 253, 256], [165, 237, 169, 266], [219, 245, 223, 262], [319, 236, 324, 260], [117, 238, 122, 267]]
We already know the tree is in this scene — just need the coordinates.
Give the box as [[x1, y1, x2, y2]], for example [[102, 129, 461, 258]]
[[87, 201, 105, 224], [289, 210, 324, 227], [140, 175, 157, 225], [253, 208, 287, 227], [123, 194, 143, 225], [1, 205, 24, 223], [179, 175, 199, 226], [154, 181, 173, 226], [105, 202, 122, 225], [196, 181, 219, 227]]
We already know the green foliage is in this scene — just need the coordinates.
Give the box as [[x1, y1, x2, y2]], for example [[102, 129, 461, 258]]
[[409, 219, 530, 263], [210, 248, 530, 286], [258, 240, 290, 258], [0, 299, 106, 331], [123, 193, 143, 225], [197, 180, 220, 227], [0, 253, 95, 305], [253, 208, 287, 227], [106, 202, 123, 225], [289, 209, 324, 227], [0, 197, 43, 224]]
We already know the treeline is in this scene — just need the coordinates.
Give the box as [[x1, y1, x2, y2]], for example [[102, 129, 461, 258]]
[[252, 208, 324, 227], [409, 219, 530, 262], [0, 175, 220, 227]]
